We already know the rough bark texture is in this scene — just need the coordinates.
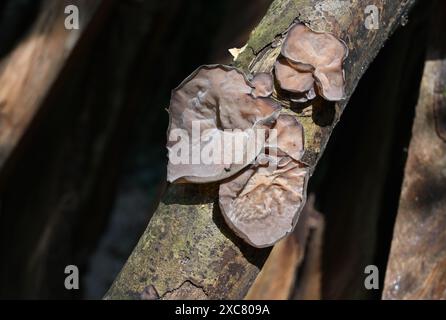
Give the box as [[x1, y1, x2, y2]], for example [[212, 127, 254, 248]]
[[106, 0, 417, 300], [383, 1, 446, 300]]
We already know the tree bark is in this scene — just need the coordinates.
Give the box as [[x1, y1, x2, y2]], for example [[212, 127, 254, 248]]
[[106, 0, 417, 300], [383, 0, 446, 300]]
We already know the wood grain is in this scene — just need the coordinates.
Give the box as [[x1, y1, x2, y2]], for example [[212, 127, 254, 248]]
[[383, 0, 446, 300], [0, 0, 102, 170]]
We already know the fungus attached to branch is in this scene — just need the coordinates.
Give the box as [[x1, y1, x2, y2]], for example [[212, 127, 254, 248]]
[[167, 65, 281, 183], [219, 114, 308, 247], [274, 57, 314, 95], [269, 114, 305, 161], [276, 23, 348, 101], [251, 72, 274, 98]]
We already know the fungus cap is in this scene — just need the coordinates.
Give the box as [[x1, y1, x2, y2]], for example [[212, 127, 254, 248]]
[[219, 114, 308, 247], [219, 158, 308, 247], [167, 65, 281, 183], [251, 72, 274, 98], [281, 23, 348, 101], [269, 114, 305, 161], [274, 57, 314, 94]]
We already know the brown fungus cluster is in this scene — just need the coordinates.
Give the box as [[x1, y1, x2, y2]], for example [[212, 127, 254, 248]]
[[166, 22, 347, 248], [275, 23, 348, 102]]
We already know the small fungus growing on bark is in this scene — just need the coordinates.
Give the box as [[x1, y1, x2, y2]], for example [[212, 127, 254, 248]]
[[219, 114, 308, 247], [274, 57, 314, 94], [276, 23, 348, 101], [251, 72, 274, 98]]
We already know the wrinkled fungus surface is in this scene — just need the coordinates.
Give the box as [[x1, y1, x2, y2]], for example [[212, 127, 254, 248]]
[[167, 65, 281, 183], [276, 23, 348, 101], [274, 57, 314, 94], [219, 115, 308, 247], [219, 157, 308, 247]]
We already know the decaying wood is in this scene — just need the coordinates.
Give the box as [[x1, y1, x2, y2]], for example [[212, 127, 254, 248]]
[[316, 2, 431, 299], [0, 0, 104, 177], [106, 0, 417, 300], [383, 1, 446, 300], [245, 195, 323, 300], [293, 206, 324, 300]]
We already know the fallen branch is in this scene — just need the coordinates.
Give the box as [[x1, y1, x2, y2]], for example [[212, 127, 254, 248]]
[[106, 0, 417, 300]]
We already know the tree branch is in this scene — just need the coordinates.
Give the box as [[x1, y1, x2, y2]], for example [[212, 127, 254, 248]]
[[106, 0, 417, 300]]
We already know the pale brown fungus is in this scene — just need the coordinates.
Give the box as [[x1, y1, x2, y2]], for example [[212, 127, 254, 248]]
[[219, 158, 308, 248], [278, 23, 348, 101], [167, 65, 281, 183], [274, 57, 314, 94], [219, 114, 308, 247], [269, 114, 305, 161], [251, 72, 274, 98]]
